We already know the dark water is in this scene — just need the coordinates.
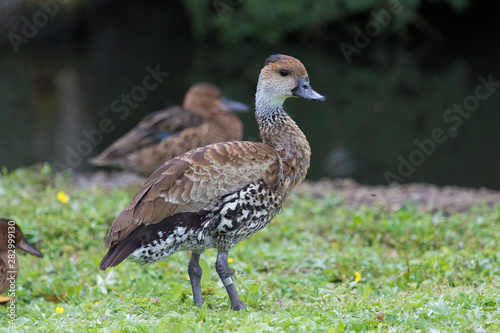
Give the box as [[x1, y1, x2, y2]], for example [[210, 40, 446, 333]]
[[1, 1, 499, 189]]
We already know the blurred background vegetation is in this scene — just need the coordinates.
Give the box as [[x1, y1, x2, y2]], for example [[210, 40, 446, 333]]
[[0, 0, 498, 189], [183, 0, 468, 44]]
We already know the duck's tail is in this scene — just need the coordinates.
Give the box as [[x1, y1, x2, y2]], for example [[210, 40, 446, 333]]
[[99, 212, 202, 271]]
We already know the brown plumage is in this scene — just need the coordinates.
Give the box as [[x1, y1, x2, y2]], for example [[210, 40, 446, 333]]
[[89, 82, 248, 176], [99, 54, 326, 311], [0, 219, 43, 295]]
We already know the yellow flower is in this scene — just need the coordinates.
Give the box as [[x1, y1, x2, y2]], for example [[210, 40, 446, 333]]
[[227, 257, 234, 264], [57, 191, 69, 204], [94, 300, 102, 305], [354, 272, 362, 282], [56, 306, 64, 314]]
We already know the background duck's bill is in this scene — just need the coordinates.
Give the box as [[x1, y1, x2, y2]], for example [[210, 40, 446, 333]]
[[221, 97, 249, 112]]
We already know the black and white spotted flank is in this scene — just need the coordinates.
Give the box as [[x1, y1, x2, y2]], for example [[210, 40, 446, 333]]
[[119, 181, 281, 265]]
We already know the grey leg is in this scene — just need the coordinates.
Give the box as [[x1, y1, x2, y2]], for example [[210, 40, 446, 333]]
[[215, 250, 246, 311], [188, 252, 203, 307]]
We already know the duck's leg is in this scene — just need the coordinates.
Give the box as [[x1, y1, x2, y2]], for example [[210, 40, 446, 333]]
[[188, 251, 203, 307], [215, 250, 246, 311]]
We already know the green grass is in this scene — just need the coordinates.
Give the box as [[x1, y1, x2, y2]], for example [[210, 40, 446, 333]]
[[1, 164, 500, 332]]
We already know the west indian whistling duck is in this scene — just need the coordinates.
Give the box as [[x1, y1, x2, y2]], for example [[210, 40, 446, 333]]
[[0, 219, 43, 295], [89, 82, 249, 176], [99, 54, 326, 311]]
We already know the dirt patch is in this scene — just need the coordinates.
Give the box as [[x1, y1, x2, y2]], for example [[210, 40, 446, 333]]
[[71, 172, 500, 214], [296, 178, 500, 213]]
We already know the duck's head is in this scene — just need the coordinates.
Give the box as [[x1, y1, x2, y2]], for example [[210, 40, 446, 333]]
[[183, 82, 248, 117], [256, 54, 326, 109], [0, 218, 44, 257]]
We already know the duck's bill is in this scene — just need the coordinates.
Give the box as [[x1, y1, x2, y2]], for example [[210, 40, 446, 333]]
[[221, 96, 250, 112], [88, 156, 105, 166], [292, 78, 327, 102], [18, 240, 44, 258]]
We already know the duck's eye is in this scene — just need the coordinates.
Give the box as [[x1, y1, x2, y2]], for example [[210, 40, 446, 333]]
[[279, 69, 288, 77]]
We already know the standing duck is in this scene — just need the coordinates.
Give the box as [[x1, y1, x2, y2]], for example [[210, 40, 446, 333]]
[[99, 54, 326, 311], [0, 219, 43, 295], [89, 82, 249, 176]]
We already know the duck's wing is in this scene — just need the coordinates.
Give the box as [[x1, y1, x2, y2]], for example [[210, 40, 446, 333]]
[[104, 141, 281, 249], [89, 107, 203, 166], [137, 107, 204, 135]]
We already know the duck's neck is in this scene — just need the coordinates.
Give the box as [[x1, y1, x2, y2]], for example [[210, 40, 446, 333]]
[[0, 253, 18, 293], [255, 89, 311, 191]]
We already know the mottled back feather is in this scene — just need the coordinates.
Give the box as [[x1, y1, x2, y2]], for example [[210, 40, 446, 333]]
[[104, 141, 281, 248]]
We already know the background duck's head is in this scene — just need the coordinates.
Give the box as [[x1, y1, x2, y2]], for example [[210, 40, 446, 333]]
[[0, 219, 44, 258], [183, 82, 248, 117], [256, 54, 327, 109]]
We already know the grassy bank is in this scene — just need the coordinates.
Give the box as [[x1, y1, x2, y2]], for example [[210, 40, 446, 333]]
[[1, 165, 499, 332]]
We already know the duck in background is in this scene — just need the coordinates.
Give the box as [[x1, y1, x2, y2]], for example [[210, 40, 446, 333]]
[[0, 218, 43, 297], [99, 54, 326, 311], [89, 82, 249, 176]]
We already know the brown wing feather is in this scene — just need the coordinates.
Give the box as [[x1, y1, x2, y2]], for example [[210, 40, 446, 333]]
[[89, 107, 203, 165], [137, 107, 203, 133], [104, 141, 281, 248]]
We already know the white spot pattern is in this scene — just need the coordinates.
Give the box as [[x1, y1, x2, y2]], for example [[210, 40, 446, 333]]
[[128, 180, 282, 264]]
